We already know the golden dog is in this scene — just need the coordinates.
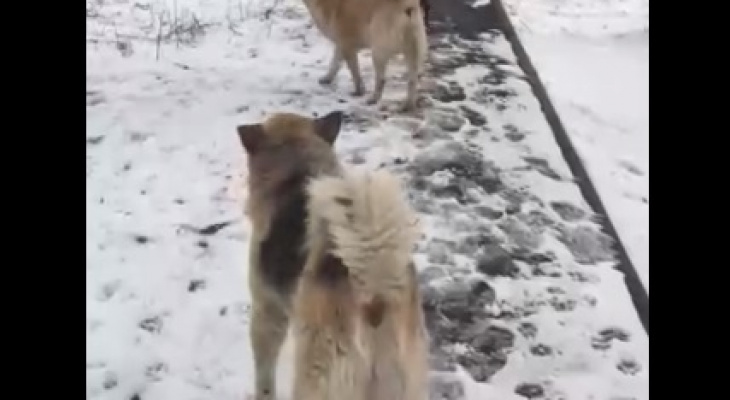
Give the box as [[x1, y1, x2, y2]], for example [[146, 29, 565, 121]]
[[303, 0, 429, 111]]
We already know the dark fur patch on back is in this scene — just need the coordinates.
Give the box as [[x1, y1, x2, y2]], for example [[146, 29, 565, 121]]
[[259, 174, 308, 296], [316, 252, 349, 287]]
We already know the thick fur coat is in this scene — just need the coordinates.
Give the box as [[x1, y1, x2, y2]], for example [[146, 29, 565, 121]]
[[236, 112, 428, 400]]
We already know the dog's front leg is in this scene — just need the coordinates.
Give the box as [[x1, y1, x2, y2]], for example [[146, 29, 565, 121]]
[[342, 49, 365, 97], [400, 54, 421, 112], [250, 294, 289, 400], [367, 51, 390, 106], [319, 48, 342, 85]]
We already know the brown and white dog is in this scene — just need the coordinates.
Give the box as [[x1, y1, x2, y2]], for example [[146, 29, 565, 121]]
[[236, 111, 428, 400], [302, 0, 429, 111]]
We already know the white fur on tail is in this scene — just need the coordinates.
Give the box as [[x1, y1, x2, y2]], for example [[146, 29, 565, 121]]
[[306, 170, 420, 296]]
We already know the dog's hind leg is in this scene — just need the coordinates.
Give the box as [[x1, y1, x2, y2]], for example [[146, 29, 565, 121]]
[[293, 327, 365, 400], [319, 47, 343, 85], [404, 363, 428, 400], [250, 292, 289, 400], [342, 49, 365, 97], [401, 49, 421, 112], [401, 7, 428, 112], [292, 334, 331, 400], [367, 50, 391, 106]]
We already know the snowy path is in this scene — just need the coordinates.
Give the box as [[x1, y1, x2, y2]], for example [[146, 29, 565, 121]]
[[86, 1, 648, 399]]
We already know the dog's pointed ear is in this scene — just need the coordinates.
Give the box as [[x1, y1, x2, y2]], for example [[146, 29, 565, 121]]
[[236, 123, 265, 154], [314, 111, 343, 145]]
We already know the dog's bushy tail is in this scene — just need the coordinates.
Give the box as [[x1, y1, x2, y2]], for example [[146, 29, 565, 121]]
[[306, 170, 420, 297]]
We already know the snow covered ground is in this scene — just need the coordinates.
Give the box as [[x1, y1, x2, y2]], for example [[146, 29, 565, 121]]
[[86, 0, 648, 399], [503, 0, 650, 292]]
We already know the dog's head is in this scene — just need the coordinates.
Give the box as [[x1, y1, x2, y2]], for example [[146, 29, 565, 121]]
[[236, 111, 344, 193]]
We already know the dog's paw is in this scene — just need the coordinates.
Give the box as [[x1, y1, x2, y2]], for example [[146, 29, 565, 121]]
[[351, 88, 365, 97], [247, 394, 275, 400], [248, 388, 277, 400], [398, 100, 417, 113], [318, 76, 334, 85], [366, 96, 379, 105]]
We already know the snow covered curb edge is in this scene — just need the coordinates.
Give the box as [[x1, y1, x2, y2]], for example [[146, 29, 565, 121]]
[[487, 0, 649, 334]]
